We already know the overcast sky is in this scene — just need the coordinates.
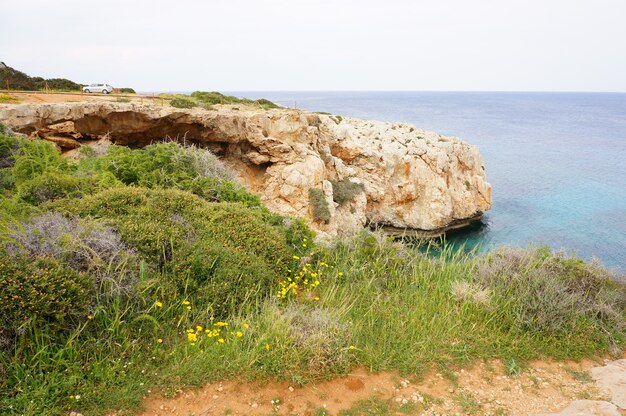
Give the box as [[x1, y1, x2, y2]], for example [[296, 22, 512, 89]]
[[1, 0, 625, 92]]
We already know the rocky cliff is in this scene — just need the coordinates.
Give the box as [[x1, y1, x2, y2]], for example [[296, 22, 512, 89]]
[[0, 102, 492, 236]]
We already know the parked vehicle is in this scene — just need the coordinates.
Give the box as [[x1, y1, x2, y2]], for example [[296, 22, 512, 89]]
[[83, 84, 113, 94]]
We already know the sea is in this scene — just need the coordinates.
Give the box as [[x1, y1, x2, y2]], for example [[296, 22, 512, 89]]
[[227, 92, 626, 272]]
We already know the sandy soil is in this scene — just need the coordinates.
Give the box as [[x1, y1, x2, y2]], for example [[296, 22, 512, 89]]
[[1, 91, 160, 104], [117, 356, 625, 416]]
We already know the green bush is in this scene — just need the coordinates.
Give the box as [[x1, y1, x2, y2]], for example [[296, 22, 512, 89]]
[[16, 171, 120, 204], [190, 91, 279, 108], [33, 78, 80, 91], [0, 255, 94, 351], [118, 88, 136, 94], [170, 98, 196, 108], [99, 143, 267, 208], [1, 135, 71, 186], [51, 187, 294, 272], [309, 187, 331, 224], [330, 179, 365, 205], [170, 241, 276, 316]]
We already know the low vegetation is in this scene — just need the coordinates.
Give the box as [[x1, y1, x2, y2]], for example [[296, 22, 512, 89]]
[[0, 124, 624, 416], [309, 187, 331, 223], [163, 91, 280, 110], [0, 62, 135, 93], [330, 179, 365, 205]]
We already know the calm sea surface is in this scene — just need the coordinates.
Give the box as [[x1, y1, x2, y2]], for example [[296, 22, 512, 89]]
[[229, 92, 626, 271]]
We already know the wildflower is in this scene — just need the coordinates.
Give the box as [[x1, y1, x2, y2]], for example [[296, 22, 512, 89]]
[[74, 395, 81, 400], [243, 323, 249, 329], [182, 300, 190, 305], [186, 306, 191, 310], [349, 345, 356, 350], [155, 301, 163, 308], [265, 343, 270, 351], [196, 325, 203, 332], [236, 331, 243, 337], [87, 315, 93, 320], [338, 272, 343, 277], [157, 338, 163, 344], [218, 338, 225, 344]]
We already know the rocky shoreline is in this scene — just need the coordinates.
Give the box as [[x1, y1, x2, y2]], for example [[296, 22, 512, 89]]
[[0, 101, 492, 236]]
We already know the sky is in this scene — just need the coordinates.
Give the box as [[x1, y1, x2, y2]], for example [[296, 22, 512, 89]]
[[1, 0, 625, 92]]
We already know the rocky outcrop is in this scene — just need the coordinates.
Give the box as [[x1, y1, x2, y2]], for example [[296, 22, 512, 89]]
[[0, 102, 492, 236]]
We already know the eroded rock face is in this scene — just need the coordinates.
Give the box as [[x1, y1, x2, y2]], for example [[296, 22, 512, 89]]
[[0, 102, 492, 236]]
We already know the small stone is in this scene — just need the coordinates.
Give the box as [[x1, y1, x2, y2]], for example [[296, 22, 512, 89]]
[[212, 395, 219, 399], [251, 403, 258, 408], [288, 386, 294, 392]]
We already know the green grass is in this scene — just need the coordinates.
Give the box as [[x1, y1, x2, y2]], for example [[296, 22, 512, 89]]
[[160, 91, 280, 110], [0, 132, 624, 415]]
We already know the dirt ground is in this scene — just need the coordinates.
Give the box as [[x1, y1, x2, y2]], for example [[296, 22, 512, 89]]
[[1, 91, 158, 104], [117, 356, 625, 416]]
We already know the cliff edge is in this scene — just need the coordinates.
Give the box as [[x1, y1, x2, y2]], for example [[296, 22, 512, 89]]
[[0, 102, 492, 236]]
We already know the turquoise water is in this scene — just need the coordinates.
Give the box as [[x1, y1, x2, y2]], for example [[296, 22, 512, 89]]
[[232, 92, 626, 271]]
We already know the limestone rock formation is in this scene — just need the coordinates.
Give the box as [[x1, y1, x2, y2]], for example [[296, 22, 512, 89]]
[[591, 359, 626, 409], [0, 102, 492, 236], [534, 400, 621, 416]]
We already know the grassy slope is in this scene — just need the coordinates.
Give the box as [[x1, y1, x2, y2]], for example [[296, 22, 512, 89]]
[[0, 130, 624, 416]]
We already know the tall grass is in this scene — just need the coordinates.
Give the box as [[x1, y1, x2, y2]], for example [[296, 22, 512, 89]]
[[0, 133, 624, 415]]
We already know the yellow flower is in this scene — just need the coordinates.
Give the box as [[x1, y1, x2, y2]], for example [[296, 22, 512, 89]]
[[338, 272, 344, 277], [236, 331, 243, 337], [186, 306, 191, 310], [243, 323, 249, 329], [196, 325, 203, 332], [265, 343, 270, 351], [349, 345, 356, 350], [87, 315, 93, 320], [157, 338, 163, 344], [155, 301, 163, 308], [182, 300, 190, 305], [292, 255, 300, 260], [218, 338, 225, 344]]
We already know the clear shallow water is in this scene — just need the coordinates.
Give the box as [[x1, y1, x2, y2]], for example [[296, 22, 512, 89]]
[[231, 92, 626, 271]]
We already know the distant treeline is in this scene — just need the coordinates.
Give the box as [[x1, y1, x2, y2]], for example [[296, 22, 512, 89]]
[[0, 62, 135, 93]]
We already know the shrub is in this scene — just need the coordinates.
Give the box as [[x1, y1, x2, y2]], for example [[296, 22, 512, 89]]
[[51, 187, 294, 274], [16, 171, 119, 204], [2, 136, 71, 185], [6, 212, 137, 295], [0, 255, 94, 351], [170, 98, 196, 108], [330, 179, 365, 205], [34, 78, 80, 91], [169, 241, 276, 316], [115, 97, 131, 103], [0, 133, 21, 169], [309, 188, 331, 224], [279, 304, 353, 374], [190, 91, 279, 108], [118, 88, 136, 94], [475, 247, 626, 337]]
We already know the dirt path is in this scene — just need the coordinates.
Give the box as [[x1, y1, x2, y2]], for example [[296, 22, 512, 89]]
[[1, 91, 159, 104], [119, 356, 626, 416]]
